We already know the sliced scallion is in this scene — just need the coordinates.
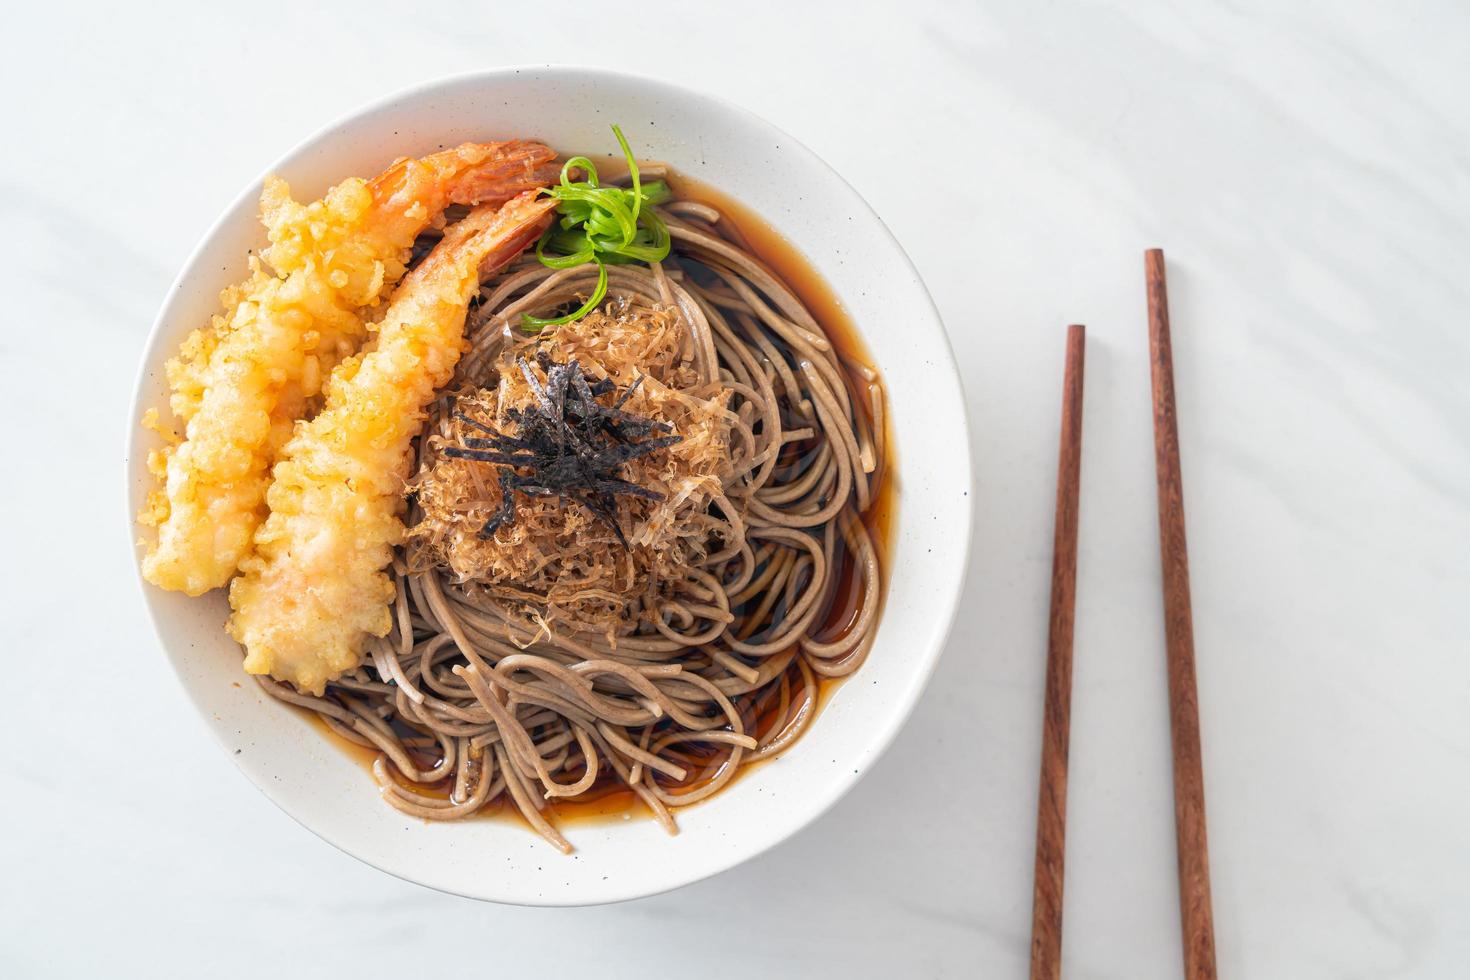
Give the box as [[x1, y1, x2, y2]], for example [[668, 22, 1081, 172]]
[[520, 124, 671, 333]]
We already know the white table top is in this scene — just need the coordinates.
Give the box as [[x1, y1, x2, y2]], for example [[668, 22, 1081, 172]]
[[6, 1, 1468, 976]]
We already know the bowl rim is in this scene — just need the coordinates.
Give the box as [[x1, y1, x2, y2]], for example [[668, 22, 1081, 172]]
[[124, 64, 974, 905]]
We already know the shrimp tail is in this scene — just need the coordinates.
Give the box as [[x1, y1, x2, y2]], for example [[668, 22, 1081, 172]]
[[229, 192, 558, 693], [140, 143, 556, 596]]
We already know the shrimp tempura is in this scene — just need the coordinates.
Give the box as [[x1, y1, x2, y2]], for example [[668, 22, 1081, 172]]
[[228, 192, 558, 694], [140, 142, 557, 596]]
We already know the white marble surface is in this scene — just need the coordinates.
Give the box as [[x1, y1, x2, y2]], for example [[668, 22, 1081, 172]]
[[3, 1, 1467, 976]]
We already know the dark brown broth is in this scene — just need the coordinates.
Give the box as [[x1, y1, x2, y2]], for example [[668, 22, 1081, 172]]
[[311, 170, 895, 829]]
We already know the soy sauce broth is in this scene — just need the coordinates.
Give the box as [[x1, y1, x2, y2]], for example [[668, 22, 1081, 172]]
[[309, 167, 895, 830]]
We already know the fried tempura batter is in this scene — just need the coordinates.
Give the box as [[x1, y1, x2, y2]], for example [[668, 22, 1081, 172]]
[[228, 192, 557, 694], [140, 142, 557, 596]]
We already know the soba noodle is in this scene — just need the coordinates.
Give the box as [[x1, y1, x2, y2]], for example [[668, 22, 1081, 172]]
[[260, 190, 887, 853]]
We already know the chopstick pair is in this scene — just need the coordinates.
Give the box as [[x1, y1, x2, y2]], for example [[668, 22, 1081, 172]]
[[1027, 251, 1217, 980]]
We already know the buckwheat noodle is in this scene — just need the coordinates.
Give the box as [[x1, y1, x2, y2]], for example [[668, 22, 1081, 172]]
[[259, 190, 888, 853]]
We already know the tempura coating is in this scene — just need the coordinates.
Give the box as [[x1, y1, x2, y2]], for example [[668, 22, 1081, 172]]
[[228, 192, 557, 694], [140, 142, 557, 596]]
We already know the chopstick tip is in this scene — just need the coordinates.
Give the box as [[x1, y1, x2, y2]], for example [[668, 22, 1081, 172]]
[[1145, 248, 1167, 284]]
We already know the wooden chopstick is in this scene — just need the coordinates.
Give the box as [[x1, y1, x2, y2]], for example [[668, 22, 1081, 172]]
[[1145, 249, 1218, 980], [1029, 324, 1086, 980]]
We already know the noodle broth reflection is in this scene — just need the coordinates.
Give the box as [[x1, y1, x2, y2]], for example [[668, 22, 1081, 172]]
[[246, 163, 891, 853]]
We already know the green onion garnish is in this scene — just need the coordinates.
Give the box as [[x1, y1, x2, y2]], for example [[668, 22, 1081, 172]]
[[520, 124, 672, 332]]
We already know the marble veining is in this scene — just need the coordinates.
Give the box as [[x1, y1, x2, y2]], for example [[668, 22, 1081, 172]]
[[2, 1, 1466, 976]]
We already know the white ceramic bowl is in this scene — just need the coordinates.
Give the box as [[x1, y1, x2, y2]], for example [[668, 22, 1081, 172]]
[[126, 67, 972, 905]]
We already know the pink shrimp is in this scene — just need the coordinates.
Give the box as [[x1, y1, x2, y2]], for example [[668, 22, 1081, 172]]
[[229, 191, 558, 694], [140, 142, 557, 596]]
